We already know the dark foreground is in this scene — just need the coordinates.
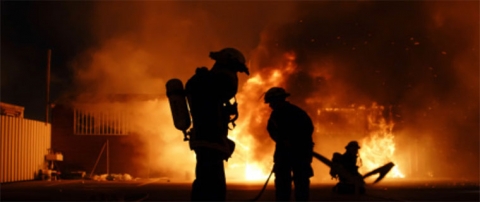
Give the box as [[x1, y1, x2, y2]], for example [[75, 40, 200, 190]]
[[1, 179, 479, 201]]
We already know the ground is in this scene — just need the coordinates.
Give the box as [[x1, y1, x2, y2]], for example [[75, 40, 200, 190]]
[[1, 178, 478, 201]]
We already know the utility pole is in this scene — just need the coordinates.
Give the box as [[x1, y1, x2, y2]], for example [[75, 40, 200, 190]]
[[46, 49, 51, 125], [107, 139, 110, 176]]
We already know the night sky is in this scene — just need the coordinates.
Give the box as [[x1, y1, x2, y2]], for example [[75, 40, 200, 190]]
[[2, 1, 97, 121]]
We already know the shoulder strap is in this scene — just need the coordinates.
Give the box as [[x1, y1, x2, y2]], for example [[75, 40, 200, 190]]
[[227, 97, 239, 130]]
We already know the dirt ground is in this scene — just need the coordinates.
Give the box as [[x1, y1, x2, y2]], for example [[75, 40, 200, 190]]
[[1, 178, 479, 201]]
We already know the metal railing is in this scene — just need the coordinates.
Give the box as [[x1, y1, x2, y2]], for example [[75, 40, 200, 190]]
[[73, 108, 129, 135]]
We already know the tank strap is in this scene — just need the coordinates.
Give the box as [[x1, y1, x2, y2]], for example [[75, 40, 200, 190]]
[[189, 139, 234, 160], [228, 97, 239, 130]]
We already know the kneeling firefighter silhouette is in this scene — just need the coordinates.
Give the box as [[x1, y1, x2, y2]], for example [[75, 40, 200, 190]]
[[166, 47, 249, 201], [312, 141, 395, 195]]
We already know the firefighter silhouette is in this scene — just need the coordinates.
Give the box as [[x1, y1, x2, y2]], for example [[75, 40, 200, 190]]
[[185, 48, 249, 201], [264, 87, 315, 201], [330, 140, 366, 195]]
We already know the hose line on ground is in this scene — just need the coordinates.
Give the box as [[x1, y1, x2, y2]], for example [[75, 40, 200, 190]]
[[249, 166, 275, 201]]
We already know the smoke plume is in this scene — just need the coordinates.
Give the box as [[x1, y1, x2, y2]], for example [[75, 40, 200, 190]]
[[69, 1, 478, 181], [247, 1, 479, 180]]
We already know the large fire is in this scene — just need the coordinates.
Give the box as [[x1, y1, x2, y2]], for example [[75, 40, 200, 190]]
[[65, 1, 479, 184], [222, 52, 405, 182], [75, 50, 408, 183]]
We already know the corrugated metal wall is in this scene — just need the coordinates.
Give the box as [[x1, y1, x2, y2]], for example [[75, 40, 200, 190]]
[[1, 115, 51, 183]]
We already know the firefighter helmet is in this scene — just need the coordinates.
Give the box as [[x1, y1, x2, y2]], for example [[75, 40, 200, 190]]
[[264, 87, 290, 103], [209, 48, 250, 75], [345, 141, 361, 149]]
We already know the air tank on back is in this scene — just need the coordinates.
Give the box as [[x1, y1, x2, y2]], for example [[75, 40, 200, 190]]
[[166, 78, 191, 141]]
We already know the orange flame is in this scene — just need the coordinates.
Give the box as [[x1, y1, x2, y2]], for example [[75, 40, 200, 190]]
[[226, 51, 406, 182], [143, 50, 407, 183], [359, 103, 405, 179], [224, 52, 297, 182]]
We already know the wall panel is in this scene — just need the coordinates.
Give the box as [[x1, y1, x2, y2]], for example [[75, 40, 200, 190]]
[[0, 116, 51, 183]]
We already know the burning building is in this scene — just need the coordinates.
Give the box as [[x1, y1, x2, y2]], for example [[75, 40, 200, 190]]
[[50, 1, 478, 183]]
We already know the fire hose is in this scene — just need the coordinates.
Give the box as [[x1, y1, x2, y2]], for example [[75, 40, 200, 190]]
[[248, 166, 275, 201], [248, 151, 395, 201]]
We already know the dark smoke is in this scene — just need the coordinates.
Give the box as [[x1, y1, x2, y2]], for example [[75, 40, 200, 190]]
[[67, 1, 478, 181], [68, 1, 299, 180], [252, 1, 479, 180]]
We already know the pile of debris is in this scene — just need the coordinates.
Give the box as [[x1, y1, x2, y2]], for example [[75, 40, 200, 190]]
[[91, 173, 136, 181]]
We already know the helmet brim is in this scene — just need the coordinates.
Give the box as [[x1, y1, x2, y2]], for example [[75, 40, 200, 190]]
[[209, 51, 249, 75]]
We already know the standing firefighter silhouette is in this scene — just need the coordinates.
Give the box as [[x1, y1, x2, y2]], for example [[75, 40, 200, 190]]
[[263, 87, 315, 201], [167, 48, 249, 201]]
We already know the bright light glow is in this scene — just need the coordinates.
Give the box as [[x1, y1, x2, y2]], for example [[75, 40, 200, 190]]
[[224, 53, 295, 182], [360, 103, 405, 179], [245, 163, 270, 181]]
